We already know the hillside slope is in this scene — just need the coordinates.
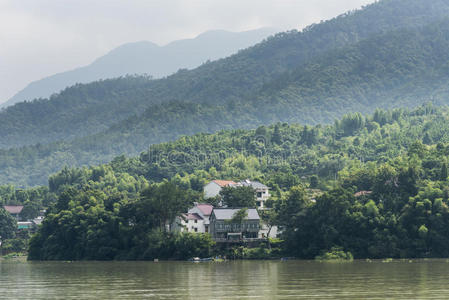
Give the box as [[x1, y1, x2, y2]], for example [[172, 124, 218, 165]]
[[4, 18, 449, 186]]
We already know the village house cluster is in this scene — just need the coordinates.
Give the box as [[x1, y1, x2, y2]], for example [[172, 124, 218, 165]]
[[2, 179, 277, 243], [3, 205, 44, 231], [172, 179, 278, 242]]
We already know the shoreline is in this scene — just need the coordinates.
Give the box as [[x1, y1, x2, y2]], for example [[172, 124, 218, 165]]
[[13, 257, 449, 263]]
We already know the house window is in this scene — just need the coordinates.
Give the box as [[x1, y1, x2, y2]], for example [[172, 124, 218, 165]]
[[194, 228, 198, 232], [194, 219, 198, 223], [257, 192, 262, 198], [256, 201, 261, 207]]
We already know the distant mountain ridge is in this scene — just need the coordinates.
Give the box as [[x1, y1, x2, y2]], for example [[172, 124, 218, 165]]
[[1, 28, 279, 108]]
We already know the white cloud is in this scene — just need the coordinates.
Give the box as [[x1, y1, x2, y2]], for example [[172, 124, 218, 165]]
[[0, 0, 374, 102]]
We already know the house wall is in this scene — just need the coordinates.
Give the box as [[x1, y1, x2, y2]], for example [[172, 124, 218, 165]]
[[175, 218, 205, 233], [188, 206, 210, 232], [210, 214, 260, 240], [204, 182, 222, 198], [259, 224, 278, 239], [255, 188, 270, 209], [210, 214, 217, 237]]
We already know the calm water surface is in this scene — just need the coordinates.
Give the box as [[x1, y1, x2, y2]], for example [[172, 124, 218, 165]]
[[1, 259, 449, 299]]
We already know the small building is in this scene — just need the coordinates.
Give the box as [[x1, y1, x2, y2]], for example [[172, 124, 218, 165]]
[[172, 203, 214, 233], [203, 180, 235, 199], [32, 216, 45, 226], [3, 205, 24, 221], [209, 208, 261, 242], [173, 213, 204, 233], [17, 221, 33, 230], [188, 203, 213, 233]]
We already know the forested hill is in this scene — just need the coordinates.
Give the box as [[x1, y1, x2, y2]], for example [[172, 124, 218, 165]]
[[2, 0, 449, 150], [2, 28, 279, 108], [19, 105, 449, 260]]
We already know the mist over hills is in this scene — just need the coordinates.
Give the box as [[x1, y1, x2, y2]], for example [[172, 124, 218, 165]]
[[3, 0, 449, 186], [1, 28, 278, 109]]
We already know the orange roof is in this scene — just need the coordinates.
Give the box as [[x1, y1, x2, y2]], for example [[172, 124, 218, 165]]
[[212, 180, 236, 187]]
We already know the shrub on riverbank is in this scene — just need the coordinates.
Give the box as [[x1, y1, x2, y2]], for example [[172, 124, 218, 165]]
[[217, 244, 284, 260], [2, 238, 28, 254], [315, 247, 354, 262]]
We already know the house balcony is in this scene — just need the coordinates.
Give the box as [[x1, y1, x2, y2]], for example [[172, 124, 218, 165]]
[[213, 237, 266, 243]]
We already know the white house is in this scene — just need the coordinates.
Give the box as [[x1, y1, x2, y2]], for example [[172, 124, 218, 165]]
[[172, 203, 214, 233], [188, 203, 213, 233], [172, 213, 204, 233], [203, 180, 235, 199]]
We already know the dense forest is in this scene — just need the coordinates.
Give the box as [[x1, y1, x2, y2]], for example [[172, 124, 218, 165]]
[[4, 0, 449, 186], [2, 105, 449, 259]]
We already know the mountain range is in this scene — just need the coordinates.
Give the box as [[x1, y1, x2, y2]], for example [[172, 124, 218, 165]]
[[2, 0, 449, 186], [1, 28, 278, 108]]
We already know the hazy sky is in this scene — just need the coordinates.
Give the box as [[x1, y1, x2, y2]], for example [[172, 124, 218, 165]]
[[0, 0, 374, 102]]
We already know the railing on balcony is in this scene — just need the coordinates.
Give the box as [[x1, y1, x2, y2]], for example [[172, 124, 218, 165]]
[[213, 238, 266, 243]]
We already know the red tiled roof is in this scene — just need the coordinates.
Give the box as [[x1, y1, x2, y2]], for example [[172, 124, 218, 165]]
[[182, 213, 203, 221], [3, 205, 23, 214], [212, 180, 236, 187], [196, 204, 213, 216]]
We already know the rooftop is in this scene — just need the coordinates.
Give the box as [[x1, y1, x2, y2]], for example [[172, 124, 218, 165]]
[[196, 203, 213, 216], [231, 180, 268, 190], [212, 208, 260, 220], [3, 205, 23, 214], [182, 213, 203, 221], [212, 180, 236, 187]]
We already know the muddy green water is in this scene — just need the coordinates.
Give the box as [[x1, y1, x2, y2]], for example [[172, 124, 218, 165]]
[[1, 259, 449, 299]]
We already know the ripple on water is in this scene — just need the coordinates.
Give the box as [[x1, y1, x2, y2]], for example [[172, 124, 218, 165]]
[[1, 260, 449, 299]]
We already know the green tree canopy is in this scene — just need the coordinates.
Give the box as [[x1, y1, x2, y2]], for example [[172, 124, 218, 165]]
[[0, 208, 16, 240], [220, 186, 255, 208]]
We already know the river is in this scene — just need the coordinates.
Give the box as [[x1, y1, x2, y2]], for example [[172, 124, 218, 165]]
[[1, 259, 449, 299]]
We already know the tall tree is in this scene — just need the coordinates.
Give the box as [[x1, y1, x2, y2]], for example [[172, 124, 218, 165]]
[[139, 182, 193, 231], [0, 208, 16, 240], [220, 186, 255, 208]]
